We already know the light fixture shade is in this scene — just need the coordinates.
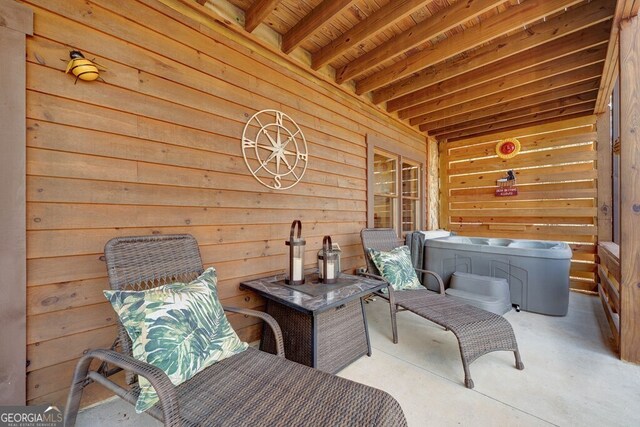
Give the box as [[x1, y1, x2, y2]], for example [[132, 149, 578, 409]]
[[285, 220, 305, 285]]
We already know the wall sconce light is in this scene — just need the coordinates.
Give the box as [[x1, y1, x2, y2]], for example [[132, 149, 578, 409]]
[[65, 50, 106, 84], [285, 220, 305, 285]]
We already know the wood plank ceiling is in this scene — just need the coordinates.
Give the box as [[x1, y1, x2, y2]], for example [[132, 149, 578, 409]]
[[209, 0, 622, 141]]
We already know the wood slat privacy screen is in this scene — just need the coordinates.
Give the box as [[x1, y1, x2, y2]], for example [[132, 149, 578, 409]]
[[440, 116, 598, 293], [21, 0, 426, 409]]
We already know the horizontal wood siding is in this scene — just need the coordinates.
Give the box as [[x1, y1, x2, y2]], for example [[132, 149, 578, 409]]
[[440, 116, 598, 293], [21, 0, 426, 408]]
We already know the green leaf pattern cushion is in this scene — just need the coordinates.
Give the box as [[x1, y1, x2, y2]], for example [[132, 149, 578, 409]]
[[367, 246, 424, 291], [104, 267, 248, 413]]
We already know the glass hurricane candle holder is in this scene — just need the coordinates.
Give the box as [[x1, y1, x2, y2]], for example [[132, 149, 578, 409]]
[[285, 220, 305, 285], [318, 235, 339, 284]]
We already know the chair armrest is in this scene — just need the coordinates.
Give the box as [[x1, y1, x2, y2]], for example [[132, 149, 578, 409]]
[[415, 268, 445, 294], [359, 271, 385, 282], [64, 349, 180, 427], [358, 272, 396, 305], [223, 305, 285, 357]]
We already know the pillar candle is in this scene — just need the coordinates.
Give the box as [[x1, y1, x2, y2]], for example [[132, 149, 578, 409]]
[[326, 260, 335, 279], [293, 258, 303, 281]]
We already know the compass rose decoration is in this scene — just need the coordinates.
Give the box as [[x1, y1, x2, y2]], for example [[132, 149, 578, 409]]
[[241, 109, 309, 190]]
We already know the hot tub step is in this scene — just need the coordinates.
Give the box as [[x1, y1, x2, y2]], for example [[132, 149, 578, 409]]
[[446, 272, 512, 315], [446, 288, 512, 315]]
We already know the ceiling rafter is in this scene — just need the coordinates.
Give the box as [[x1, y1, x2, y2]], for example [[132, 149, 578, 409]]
[[356, 0, 584, 95], [311, 0, 431, 70], [441, 108, 595, 142], [387, 20, 610, 113], [402, 46, 606, 121], [411, 62, 604, 128], [217, 0, 618, 139], [374, 0, 615, 105], [334, 0, 506, 85], [281, 0, 358, 54], [430, 95, 598, 137], [421, 80, 600, 131], [444, 115, 597, 148], [245, 0, 283, 32]]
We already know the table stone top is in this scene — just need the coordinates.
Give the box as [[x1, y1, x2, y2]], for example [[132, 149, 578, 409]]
[[240, 272, 385, 314]]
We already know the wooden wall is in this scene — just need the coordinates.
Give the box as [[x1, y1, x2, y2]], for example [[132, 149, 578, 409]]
[[21, 0, 426, 408], [439, 116, 598, 292]]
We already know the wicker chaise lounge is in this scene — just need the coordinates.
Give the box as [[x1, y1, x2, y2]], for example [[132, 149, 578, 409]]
[[360, 228, 524, 389], [63, 234, 406, 427]]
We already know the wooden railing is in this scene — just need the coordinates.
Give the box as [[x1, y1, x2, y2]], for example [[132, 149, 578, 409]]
[[597, 242, 620, 350]]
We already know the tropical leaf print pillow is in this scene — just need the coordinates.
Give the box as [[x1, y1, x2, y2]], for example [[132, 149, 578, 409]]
[[104, 267, 248, 413], [367, 246, 424, 291]]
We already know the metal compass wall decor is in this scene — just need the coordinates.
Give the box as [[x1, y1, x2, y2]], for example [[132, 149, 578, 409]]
[[241, 109, 309, 190]]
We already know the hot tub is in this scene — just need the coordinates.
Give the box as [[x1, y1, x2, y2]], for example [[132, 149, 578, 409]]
[[422, 235, 572, 316]]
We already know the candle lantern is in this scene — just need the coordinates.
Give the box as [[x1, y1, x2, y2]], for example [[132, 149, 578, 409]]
[[285, 220, 306, 285], [317, 236, 340, 284]]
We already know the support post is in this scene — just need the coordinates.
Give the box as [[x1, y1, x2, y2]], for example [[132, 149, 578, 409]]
[[596, 106, 613, 242], [427, 137, 439, 230], [0, 0, 32, 404], [619, 14, 640, 364], [438, 140, 450, 231]]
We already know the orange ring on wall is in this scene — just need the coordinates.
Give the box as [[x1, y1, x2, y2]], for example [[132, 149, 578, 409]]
[[496, 138, 521, 159]]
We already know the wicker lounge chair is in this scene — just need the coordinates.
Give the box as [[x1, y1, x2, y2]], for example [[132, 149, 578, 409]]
[[360, 228, 524, 389], [63, 234, 406, 427]]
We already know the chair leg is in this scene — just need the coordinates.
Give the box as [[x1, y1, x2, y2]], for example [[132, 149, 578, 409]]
[[63, 354, 94, 427], [462, 358, 474, 389], [514, 349, 525, 370], [389, 303, 399, 344]]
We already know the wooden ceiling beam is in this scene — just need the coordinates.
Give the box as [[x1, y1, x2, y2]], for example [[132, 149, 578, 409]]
[[374, 0, 615, 105], [430, 95, 597, 137], [444, 115, 596, 147], [245, 0, 283, 32], [442, 108, 596, 142], [334, 0, 506, 84], [282, 0, 358, 54], [595, 36, 619, 113], [411, 62, 604, 127], [622, 0, 640, 17], [311, 0, 431, 70], [421, 80, 600, 131], [594, 0, 639, 113], [387, 20, 610, 112], [356, 0, 583, 95], [402, 45, 606, 121]]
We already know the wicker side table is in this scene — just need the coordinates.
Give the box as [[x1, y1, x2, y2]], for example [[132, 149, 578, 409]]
[[240, 273, 385, 373]]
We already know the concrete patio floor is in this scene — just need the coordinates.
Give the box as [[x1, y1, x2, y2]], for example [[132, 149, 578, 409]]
[[76, 292, 640, 426]]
